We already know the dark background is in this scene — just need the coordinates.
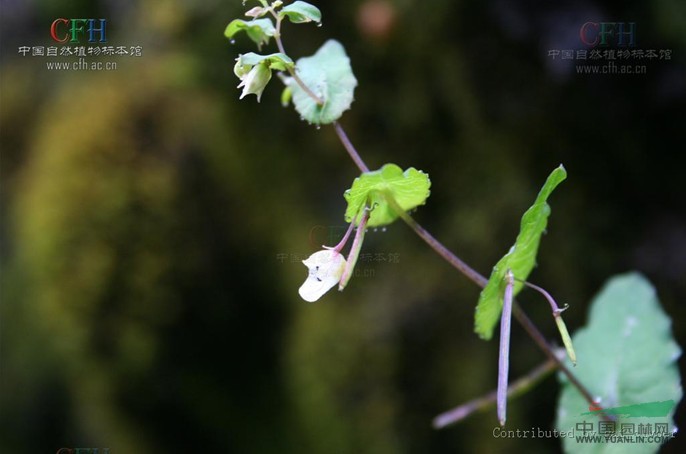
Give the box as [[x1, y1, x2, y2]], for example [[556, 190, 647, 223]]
[[1, 0, 684, 452]]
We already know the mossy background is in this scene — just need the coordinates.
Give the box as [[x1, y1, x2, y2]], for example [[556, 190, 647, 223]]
[[1, 0, 684, 452]]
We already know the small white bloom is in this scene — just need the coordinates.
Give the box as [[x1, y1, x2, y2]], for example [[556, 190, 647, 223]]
[[237, 63, 271, 102], [298, 250, 347, 302]]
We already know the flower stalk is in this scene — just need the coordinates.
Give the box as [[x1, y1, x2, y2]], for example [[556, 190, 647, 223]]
[[433, 355, 560, 429], [518, 279, 577, 366], [228, 0, 602, 425], [338, 207, 369, 290], [270, 7, 325, 105]]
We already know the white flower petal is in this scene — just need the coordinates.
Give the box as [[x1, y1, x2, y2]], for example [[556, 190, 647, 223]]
[[298, 250, 346, 302]]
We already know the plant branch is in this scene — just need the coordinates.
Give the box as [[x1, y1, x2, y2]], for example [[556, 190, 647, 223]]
[[272, 13, 325, 105], [290, 70, 324, 106], [389, 206, 488, 288], [282, 35, 601, 419], [333, 121, 369, 173], [378, 178, 600, 415], [433, 356, 559, 429]]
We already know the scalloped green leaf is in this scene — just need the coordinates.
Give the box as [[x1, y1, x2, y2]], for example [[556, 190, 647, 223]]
[[224, 18, 275, 49], [279, 1, 322, 24], [289, 39, 357, 125], [343, 164, 431, 228], [556, 273, 682, 454], [235, 52, 294, 74], [474, 165, 567, 340]]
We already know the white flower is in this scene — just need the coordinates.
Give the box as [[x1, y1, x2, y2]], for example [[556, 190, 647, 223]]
[[298, 250, 347, 302], [237, 62, 271, 102]]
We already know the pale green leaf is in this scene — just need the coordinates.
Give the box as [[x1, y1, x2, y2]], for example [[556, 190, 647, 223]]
[[344, 164, 431, 228], [289, 40, 357, 125], [280, 1, 322, 24], [556, 273, 682, 454], [224, 18, 275, 49], [235, 52, 294, 74], [474, 165, 567, 340]]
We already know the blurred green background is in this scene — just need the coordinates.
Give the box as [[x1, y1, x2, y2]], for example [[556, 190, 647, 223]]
[[1, 0, 685, 452]]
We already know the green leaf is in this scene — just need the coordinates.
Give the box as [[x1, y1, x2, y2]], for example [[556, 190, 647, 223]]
[[344, 164, 431, 228], [474, 165, 567, 340], [288, 40, 357, 125], [224, 18, 275, 49], [279, 1, 322, 23], [235, 52, 294, 76], [556, 273, 682, 454]]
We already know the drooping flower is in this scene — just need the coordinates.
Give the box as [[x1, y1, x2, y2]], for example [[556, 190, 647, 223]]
[[236, 62, 271, 102], [298, 250, 347, 302], [298, 207, 371, 302]]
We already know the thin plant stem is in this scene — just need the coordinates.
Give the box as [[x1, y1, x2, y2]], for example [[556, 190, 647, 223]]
[[327, 218, 356, 254], [378, 184, 600, 415], [389, 206, 488, 287], [272, 13, 325, 105], [333, 121, 369, 173], [339, 208, 369, 290], [518, 279, 577, 365], [433, 356, 559, 429], [276, 32, 603, 419], [517, 279, 567, 315], [291, 70, 324, 106]]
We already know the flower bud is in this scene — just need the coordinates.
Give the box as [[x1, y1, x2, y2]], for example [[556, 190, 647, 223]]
[[245, 6, 267, 18]]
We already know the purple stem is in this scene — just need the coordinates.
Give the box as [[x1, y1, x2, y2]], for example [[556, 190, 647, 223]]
[[518, 279, 577, 365], [497, 271, 515, 426], [433, 356, 559, 429], [264, 37, 602, 416], [333, 121, 369, 173], [339, 208, 369, 290], [518, 279, 566, 315], [328, 219, 356, 254]]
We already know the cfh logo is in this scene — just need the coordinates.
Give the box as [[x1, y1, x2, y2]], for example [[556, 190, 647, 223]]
[[56, 448, 110, 454], [50, 18, 107, 43], [580, 22, 636, 47]]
